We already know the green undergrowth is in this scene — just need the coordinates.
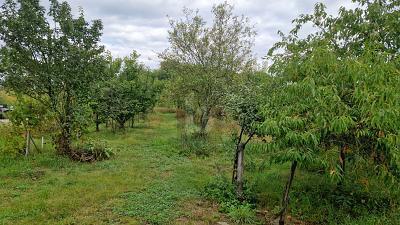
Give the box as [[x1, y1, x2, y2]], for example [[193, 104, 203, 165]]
[[1, 111, 399, 225]]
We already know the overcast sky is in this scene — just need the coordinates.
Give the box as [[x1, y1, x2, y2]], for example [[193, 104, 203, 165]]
[[59, 0, 357, 68]]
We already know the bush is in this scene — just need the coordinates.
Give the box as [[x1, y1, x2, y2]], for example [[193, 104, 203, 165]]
[[71, 139, 114, 162], [202, 175, 259, 224], [228, 203, 258, 225], [0, 124, 25, 157], [179, 132, 211, 157]]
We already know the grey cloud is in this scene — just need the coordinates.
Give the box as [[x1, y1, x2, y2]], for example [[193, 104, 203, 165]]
[[52, 0, 357, 68]]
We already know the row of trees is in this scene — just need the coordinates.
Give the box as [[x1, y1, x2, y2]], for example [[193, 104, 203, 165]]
[[163, 1, 400, 224], [91, 51, 161, 131], [0, 0, 160, 156]]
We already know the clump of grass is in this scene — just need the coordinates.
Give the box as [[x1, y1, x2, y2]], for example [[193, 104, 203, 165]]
[[202, 175, 259, 224], [179, 132, 211, 157]]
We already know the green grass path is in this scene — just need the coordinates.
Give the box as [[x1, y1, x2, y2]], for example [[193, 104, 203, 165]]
[[0, 112, 229, 225]]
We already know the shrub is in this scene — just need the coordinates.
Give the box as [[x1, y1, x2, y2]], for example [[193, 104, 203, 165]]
[[202, 175, 259, 224], [179, 132, 211, 157], [71, 139, 114, 162], [228, 203, 258, 225], [0, 124, 25, 157]]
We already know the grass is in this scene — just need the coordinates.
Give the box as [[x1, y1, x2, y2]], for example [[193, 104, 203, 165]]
[[1, 110, 399, 225], [0, 112, 231, 225]]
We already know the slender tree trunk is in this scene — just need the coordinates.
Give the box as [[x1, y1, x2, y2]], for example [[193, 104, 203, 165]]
[[232, 128, 244, 183], [279, 160, 298, 225], [25, 130, 30, 156], [95, 113, 100, 132], [340, 145, 346, 174], [119, 121, 125, 129], [338, 145, 346, 185]]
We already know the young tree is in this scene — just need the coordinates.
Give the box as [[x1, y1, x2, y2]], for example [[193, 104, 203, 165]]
[[162, 2, 256, 135], [225, 73, 266, 199], [264, 1, 400, 224], [0, 0, 105, 154], [96, 52, 160, 130]]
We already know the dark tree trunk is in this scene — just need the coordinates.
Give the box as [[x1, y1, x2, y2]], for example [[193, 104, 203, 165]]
[[130, 117, 134, 128], [279, 160, 298, 225], [340, 145, 346, 174], [56, 92, 73, 155], [338, 145, 346, 185], [118, 120, 125, 129], [95, 113, 100, 132], [56, 120, 72, 155]]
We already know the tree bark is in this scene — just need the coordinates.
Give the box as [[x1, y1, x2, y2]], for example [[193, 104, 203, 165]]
[[232, 128, 244, 183], [338, 145, 346, 185], [118, 121, 125, 129], [95, 113, 100, 132], [340, 145, 346, 175], [279, 160, 298, 225], [56, 92, 73, 155], [199, 108, 210, 136], [236, 143, 245, 199], [25, 130, 30, 156]]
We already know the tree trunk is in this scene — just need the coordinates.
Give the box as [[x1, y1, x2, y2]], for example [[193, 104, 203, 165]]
[[199, 108, 210, 136], [56, 125, 72, 155], [338, 145, 346, 185], [340, 145, 346, 174], [25, 130, 30, 156], [236, 143, 245, 199], [95, 113, 100, 132], [232, 128, 244, 183], [279, 160, 298, 225], [119, 121, 125, 129], [56, 92, 73, 155]]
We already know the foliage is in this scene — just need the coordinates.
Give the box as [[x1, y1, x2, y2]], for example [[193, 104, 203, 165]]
[[0, 124, 24, 157], [70, 139, 113, 162], [265, 0, 400, 179], [227, 203, 258, 225], [261, 0, 400, 223], [9, 97, 52, 134], [202, 175, 259, 224], [91, 52, 161, 130], [179, 132, 211, 157], [0, 0, 105, 154], [162, 2, 256, 134]]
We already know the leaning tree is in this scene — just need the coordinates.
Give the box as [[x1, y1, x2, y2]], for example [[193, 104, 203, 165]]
[[0, 0, 105, 154]]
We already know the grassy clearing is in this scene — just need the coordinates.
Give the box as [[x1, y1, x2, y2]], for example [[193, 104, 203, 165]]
[[0, 112, 231, 225], [1, 111, 399, 225]]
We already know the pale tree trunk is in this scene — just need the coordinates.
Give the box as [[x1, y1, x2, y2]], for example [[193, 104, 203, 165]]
[[232, 127, 254, 200], [25, 130, 30, 156], [199, 108, 210, 136], [236, 143, 245, 198], [279, 160, 298, 225]]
